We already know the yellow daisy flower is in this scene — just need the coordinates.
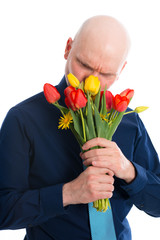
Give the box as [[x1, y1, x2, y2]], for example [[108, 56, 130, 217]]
[[58, 112, 73, 130], [100, 114, 108, 122]]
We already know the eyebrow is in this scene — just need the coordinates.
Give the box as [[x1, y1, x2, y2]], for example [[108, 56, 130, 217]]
[[76, 57, 93, 70], [76, 57, 117, 77]]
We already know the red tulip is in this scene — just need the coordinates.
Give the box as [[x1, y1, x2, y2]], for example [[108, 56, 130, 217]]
[[114, 94, 129, 112], [75, 89, 88, 109], [64, 86, 75, 97], [120, 88, 134, 100], [65, 88, 87, 111], [43, 83, 60, 104], [65, 96, 76, 111], [65, 90, 77, 111], [101, 90, 114, 111]]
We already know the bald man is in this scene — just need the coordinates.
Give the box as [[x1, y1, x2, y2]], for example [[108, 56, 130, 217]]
[[0, 15, 160, 240], [63, 16, 135, 207]]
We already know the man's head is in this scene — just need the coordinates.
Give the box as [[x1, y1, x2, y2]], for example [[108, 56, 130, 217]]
[[64, 15, 131, 90]]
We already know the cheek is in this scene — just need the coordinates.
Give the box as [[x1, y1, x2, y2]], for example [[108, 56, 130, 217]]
[[100, 78, 116, 90], [69, 62, 89, 83]]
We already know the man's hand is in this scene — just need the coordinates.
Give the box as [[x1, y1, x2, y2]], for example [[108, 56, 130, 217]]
[[63, 166, 114, 207], [80, 137, 136, 183]]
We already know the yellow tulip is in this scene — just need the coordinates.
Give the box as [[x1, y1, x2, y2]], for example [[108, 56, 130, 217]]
[[84, 75, 100, 96], [135, 106, 149, 113], [67, 73, 80, 88]]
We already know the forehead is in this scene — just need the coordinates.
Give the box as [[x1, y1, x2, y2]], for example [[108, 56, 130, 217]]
[[75, 42, 122, 73]]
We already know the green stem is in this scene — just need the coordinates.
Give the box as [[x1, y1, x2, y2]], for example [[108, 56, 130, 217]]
[[80, 108, 86, 142], [108, 109, 114, 121], [124, 110, 135, 115], [112, 111, 118, 121], [55, 102, 64, 116], [109, 109, 116, 121], [53, 102, 69, 116]]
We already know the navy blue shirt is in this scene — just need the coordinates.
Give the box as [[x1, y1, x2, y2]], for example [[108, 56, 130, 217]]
[[0, 76, 160, 240]]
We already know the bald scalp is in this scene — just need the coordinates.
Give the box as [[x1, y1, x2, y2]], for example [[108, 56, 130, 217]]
[[64, 15, 131, 88], [73, 15, 131, 65]]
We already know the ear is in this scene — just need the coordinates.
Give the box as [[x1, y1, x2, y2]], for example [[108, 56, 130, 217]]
[[64, 37, 73, 59], [116, 61, 127, 81], [120, 61, 127, 74]]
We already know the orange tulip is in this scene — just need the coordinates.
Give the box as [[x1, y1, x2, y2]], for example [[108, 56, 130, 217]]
[[120, 88, 134, 100], [114, 94, 129, 112]]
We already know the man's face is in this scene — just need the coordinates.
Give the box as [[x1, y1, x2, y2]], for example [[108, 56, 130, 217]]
[[65, 38, 124, 90]]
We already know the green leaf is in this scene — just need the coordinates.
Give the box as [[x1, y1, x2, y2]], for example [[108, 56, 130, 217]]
[[79, 81, 84, 91], [94, 87, 101, 110], [103, 120, 109, 138], [84, 117, 90, 141], [100, 93, 104, 115], [53, 103, 69, 114], [69, 108, 83, 138], [94, 105, 110, 139], [69, 123, 85, 147], [106, 112, 124, 140], [100, 85, 107, 116], [86, 92, 96, 140], [94, 105, 105, 137]]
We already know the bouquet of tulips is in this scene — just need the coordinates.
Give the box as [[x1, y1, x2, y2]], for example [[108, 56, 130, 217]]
[[43, 73, 148, 212]]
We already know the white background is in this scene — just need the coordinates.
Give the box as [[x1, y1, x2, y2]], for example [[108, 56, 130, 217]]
[[0, 0, 160, 239]]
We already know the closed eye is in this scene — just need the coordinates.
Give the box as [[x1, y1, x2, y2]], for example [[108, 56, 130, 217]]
[[100, 72, 117, 78], [76, 58, 93, 71], [76, 57, 118, 78]]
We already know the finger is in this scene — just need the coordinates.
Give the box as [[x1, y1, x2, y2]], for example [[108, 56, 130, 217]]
[[93, 191, 113, 200], [98, 174, 114, 184], [85, 166, 114, 176], [83, 155, 108, 166], [82, 138, 114, 150], [92, 159, 114, 169], [81, 148, 113, 160], [90, 174, 114, 184], [94, 183, 114, 192]]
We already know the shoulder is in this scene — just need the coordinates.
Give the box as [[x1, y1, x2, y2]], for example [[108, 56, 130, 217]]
[[14, 92, 46, 110], [114, 107, 147, 146], [1, 77, 66, 132], [3, 92, 45, 120], [1, 91, 56, 129], [120, 107, 142, 131]]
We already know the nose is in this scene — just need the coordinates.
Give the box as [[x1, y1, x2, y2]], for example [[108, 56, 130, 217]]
[[92, 71, 99, 77], [83, 71, 100, 83]]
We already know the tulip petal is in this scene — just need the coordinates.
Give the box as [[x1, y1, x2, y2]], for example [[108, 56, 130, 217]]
[[116, 101, 128, 112], [114, 95, 129, 112], [43, 83, 60, 104], [84, 75, 100, 96], [67, 73, 80, 88], [64, 86, 75, 97], [120, 88, 134, 99], [74, 89, 87, 109], [135, 106, 149, 113]]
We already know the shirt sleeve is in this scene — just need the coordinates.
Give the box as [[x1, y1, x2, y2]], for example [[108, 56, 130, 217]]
[[0, 108, 68, 230], [120, 115, 160, 217]]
